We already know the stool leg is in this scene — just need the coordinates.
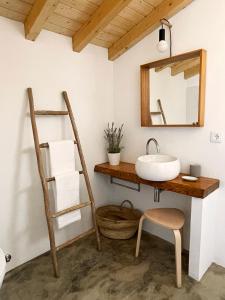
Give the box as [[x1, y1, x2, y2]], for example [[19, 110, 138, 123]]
[[173, 229, 182, 288], [181, 227, 184, 253], [135, 215, 145, 257]]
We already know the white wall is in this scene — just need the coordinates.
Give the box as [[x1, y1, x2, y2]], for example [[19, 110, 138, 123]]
[[113, 0, 225, 267], [0, 18, 114, 271]]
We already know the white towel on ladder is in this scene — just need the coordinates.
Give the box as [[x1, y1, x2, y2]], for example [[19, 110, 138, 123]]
[[48, 140, 75, 175], [48, 140, 81, 229], [54, 171, 81, 229]]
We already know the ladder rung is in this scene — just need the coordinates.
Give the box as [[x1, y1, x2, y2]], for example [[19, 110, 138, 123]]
[[51, 201, 91, 218], [46, 171, 84, 182], [40, 140, 77, 148], [151, 112, 162, 115], [56, 228, 95, 251], [34, 110, 68, 116]]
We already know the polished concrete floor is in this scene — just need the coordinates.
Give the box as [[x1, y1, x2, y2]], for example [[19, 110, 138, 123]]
[[1, 231, 225, 300]]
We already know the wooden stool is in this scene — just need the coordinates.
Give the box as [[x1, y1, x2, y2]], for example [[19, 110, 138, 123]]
[[135, 208, 185, 288]]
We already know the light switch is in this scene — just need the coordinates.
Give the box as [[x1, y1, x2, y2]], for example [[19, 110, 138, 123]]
[[210, 132, 222, 143]]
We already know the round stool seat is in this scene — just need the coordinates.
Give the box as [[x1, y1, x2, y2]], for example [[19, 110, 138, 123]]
[[144, 208, 185, 230]]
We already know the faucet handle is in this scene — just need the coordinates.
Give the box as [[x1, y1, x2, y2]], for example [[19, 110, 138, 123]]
[[5, 254, 11, 263]]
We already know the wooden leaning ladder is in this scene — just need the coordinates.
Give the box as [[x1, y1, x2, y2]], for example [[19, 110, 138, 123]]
[[27, 88, 101, 277], [150, 99, 167, 125]]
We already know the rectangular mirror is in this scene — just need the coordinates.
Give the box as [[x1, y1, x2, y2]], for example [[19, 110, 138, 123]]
[[140, 49, 206, 127]]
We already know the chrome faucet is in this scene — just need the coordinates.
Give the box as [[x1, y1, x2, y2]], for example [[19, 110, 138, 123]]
[[146, 138, 160, 155]]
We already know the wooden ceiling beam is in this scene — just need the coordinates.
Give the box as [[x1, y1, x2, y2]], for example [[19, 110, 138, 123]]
[[171, 57, 200, 76], [155, 62, 174, 72], [72, 0, 132, 53], [184, 64, 200, 79], [108, 0, 193, 61], [24, 0, 60, 41]]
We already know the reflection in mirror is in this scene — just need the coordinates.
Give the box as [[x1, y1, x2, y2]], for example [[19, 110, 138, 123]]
[[150, 57, 200, 125]]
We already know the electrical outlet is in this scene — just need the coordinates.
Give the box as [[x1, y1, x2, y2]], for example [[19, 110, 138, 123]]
[[210, 132, 222, 143]]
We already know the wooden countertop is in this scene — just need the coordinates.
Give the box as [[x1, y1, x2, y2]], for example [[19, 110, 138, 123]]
[[94, 162, 220, 199]]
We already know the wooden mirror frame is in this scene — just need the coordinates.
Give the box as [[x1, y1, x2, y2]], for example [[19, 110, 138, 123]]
[[140, 49, 207, 127]]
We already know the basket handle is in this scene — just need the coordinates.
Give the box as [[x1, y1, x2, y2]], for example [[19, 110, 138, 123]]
[[120, 200, 134, 210]]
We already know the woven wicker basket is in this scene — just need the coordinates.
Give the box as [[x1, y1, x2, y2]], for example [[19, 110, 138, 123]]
[[96, 200, 142, 240]]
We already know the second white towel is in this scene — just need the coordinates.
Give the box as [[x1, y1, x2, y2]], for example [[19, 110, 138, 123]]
[[48, 140, 81, 229], [54, 171, 81, 229]]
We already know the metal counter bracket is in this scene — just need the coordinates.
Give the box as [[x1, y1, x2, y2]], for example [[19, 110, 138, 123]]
[[154, 188, 163, 202], [110, 176, 141, 192]]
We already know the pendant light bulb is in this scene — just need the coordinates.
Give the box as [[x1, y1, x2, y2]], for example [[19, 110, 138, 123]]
[[157, 40, 168, 52], [157, 27, 168, 53]]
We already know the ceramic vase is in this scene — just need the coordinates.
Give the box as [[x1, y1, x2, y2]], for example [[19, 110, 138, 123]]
[[108, 153, 120, 166]]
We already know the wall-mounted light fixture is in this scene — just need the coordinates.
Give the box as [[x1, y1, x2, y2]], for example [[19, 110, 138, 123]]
[[157, 18, 172, 57]]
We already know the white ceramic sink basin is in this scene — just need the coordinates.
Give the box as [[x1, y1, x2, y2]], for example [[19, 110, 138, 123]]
[[135, 154, 180, 181]]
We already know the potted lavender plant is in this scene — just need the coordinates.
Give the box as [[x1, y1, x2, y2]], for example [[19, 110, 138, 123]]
[[104, 123, 124, 166]]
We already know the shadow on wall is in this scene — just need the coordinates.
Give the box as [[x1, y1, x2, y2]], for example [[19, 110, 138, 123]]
[[7, 91, 48, 268], [111, 184, 191, 250]]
